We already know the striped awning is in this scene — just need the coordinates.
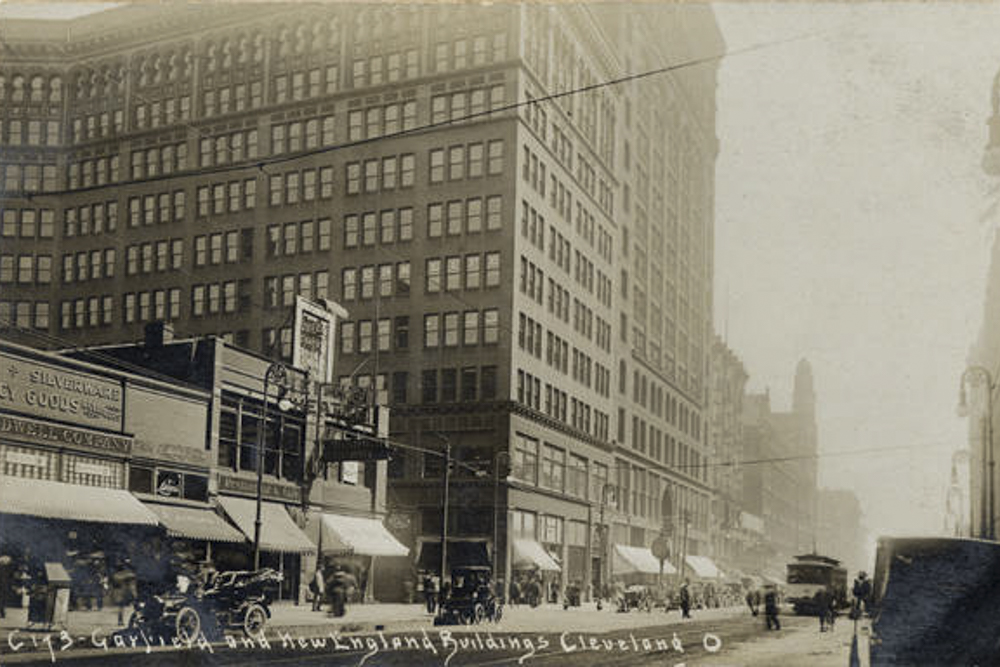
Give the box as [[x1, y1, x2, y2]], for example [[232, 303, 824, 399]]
[[217, 495, 315, 554], [512, 539, 560, 572], [685, 555, 723, 579], [0, 476, 158, 526], [614, 545, 677, 575], [321, 514, 409, 557], [144, 502, 245, 543]]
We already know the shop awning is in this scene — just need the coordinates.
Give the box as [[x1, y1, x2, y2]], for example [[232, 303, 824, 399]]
[[144, 502, 245, 544], [321, 513, 409, 557], [685, 555, 723, 579], [512, 538, 560, 572], [0, 477, 158, 526], [416, 541, 490, 571], [217, 496, 315, 553], [761, 571, 786, 586], [613, 545, 676, 575]]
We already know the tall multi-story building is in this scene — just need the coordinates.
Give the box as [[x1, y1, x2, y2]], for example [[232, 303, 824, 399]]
[[0, 3, 722, 599], [814, 488, 866, 575], [742, 361, 820, 574], [708, 334, 748, 569]]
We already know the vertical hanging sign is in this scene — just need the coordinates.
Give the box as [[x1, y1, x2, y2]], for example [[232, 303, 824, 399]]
[[292, 296, 343, 384]]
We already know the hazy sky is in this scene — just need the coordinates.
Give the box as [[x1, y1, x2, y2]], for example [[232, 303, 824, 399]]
[[713, 2, 1000, 546]]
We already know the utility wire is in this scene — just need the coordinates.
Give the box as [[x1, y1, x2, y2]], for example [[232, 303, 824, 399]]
[[0, 26, 837, 200]]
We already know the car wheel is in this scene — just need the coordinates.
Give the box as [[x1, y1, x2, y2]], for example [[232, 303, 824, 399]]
[[243, 603, 268, 636], [175, 606, 201, 643], [473, 603, 486, 624], [492, 602, 504, 623]]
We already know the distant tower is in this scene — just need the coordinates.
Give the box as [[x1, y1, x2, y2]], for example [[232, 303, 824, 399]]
[[792, 358, 816, 422]]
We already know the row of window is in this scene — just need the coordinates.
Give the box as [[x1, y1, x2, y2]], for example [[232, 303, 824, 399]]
[[128, 192, 186, 227], [0, 255, 51, 285], [197, 128, 258, 169], [1, 208, 55, 239], [626, 362, 704, 438], [426, 253, 501, 293], [130, 142, 189, 180], [2, 163, 58, 194], [428, 141, 504, 184], [202, 84, 261, 118], [263, 271, 331, 308], [197, 179, 257, 216], [67, 155, 122, 190], [343, 208, 414, 247], [64, 249, 116, 283], [421, 309, 500, 349], [0, 119, 61, 147], [0, 74, 62, 105], [65, 201, 118, 237], [191, 281, 249, 317], [341, 263, 411, 301], [627, 413, 707, 484], [345, 154, 416, 195], [519, 256, 544, 305], [269, 118, 335, 157], [346, 101, 419, 142], [429, 86, 506, 126], [0, 301, 49, 329], [427, 198, 503, 237], [71, 110, 127, 144], [521, 201, 545, 250], [60, 295, 117, 330], [417, 364, 499, 405], [266, 169, 335, 207], [514, 370, 610, 442], [265, 219, 331, 257], [195, 230, 253, 267]]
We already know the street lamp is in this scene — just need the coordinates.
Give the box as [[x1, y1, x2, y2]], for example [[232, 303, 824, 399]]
[[254, 362, 293, 570], [433, 433, 452, 618], [596, 482, 615, 607], [959, 366, 996, 540], [492, 450, 512, 599]]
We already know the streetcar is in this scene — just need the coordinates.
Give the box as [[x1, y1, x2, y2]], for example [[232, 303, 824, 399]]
[[785, 553, 847, 615]]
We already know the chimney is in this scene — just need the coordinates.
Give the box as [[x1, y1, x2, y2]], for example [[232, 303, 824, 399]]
[[144, 321, 174, 348]]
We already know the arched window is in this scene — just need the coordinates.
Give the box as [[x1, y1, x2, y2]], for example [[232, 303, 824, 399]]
[[237, 35, 250, 64], [222, 40, 232, 68], [152, 55, 163, 84], [30, 75, 44, 103], [327, 18, 340, 48], [168, 53, 180, 81], [89, 71, 100, 99], [206, 43, 218, 73], [278, 27, 291, 59], [250, 33, 263, 63], [136, 57, 148, 87], [49, 76, 62, 103], [294, 25, 307, 54], [0, 75, 6, 101], [12, 75, 25, 102]]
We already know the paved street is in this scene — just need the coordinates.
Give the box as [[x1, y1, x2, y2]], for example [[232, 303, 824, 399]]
[[0, 604, 868, 666]]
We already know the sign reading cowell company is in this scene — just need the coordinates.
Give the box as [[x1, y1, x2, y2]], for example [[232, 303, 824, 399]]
[[0, 352, 123, 431], [0, 413, 132, 455]]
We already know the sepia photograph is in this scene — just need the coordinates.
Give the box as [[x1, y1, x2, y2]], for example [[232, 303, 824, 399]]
[[0, 1, 997, 664]]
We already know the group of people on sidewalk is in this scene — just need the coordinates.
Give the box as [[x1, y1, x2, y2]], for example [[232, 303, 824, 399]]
[[742, 570, 872, 634], [309, 565, 357, 618]]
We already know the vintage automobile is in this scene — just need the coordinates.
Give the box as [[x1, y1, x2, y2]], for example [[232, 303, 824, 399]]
[[128, 568, 282, 641], [433, 566, 503, 626]]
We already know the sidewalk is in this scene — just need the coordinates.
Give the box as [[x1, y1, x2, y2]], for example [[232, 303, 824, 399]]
[[690, 614, 870, 667]]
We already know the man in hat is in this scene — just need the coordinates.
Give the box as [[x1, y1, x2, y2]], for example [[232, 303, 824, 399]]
[[764, 584, 781, 630], [679, 580, 692, 619], [852, 571, 871, 618]]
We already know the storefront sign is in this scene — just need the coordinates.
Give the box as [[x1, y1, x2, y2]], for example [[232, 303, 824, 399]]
[[0, 352, 123, 431], [340, 461, 359, 485], [217, 473, 299, 502], [293, 296, 337, 384], [0, 413, 132, 456]]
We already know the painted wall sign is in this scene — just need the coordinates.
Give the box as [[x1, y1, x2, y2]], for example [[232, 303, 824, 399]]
[[0, 352, 123, 431], [217, 473, 300, 502], [0, 413, 132, 456]]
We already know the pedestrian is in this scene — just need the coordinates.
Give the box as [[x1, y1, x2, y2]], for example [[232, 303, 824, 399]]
[[816, 589, 831, 631], [310, 566, 326, 612], [852, 571, 871, 618], [550, 580, 559, 605], [0, 555, 12, 619], [110, 558, 137, 626], [764, 585, 781, 630], [745, 588, 758, 616], [679, 580, 692, 619], [509, 577, 521, 608], [423, 574, 437, 614]]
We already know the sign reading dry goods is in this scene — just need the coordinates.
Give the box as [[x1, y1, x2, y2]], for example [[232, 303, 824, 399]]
[[0, 352, 123, 431]]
